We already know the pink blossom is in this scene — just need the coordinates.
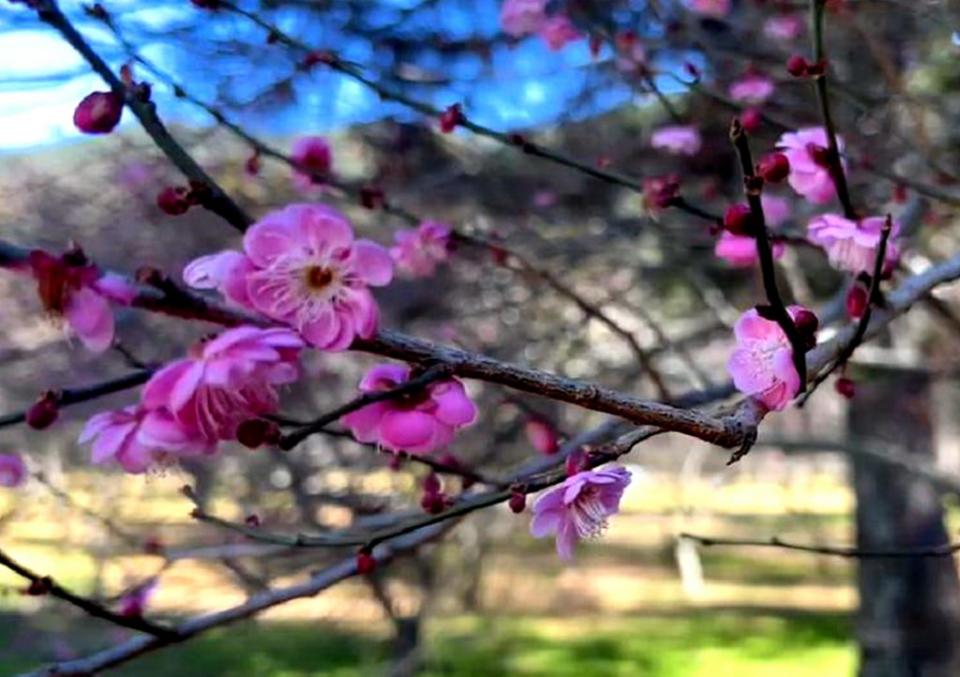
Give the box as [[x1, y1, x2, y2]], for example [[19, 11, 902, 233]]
[[687, 0, 731, 18], [525, 418, 559, 455], [764, 15, 804, 41], [777, 127, 845, 204], [390, 221, 452, 278], [341, 364, 477, 455], [807, 214, 901, 274], [530, 466, 631, 560], [79, 406, 212, 474], [0, 453, 26, 488], [291, 136, 333, 191], [500, 0, 547, 37], [729, 74, 775, 104], [183, 204, 394, 350], [26, 249, 137, 353], [651, 126, 702, 156], [762, 194, 791, 228], [727, 306, 812, 411], [715, 232, 786, 268], [538, 15, 581, 51], [118, 579, 158, 618], [142, 326, 304, 442]]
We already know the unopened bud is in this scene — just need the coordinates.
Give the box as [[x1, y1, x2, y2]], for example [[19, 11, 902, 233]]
[[26, 391, 59, 430], [73, 91, 123, 135], [757, 153, 790, 183], [723, 203, 753, 235], [508, 491, 526, 514]]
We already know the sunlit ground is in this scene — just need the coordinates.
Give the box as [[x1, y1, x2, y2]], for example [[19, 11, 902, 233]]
[[0, 470, 878, 674]]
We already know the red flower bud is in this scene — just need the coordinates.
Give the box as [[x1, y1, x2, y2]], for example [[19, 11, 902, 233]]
[[420, 491, 447, 514], [644, 175, 679, 210], [793, 309, 820, 350], [245, 152, 261, 177], [741, 107, 763, 133], [846, 283, 869, 320], [786, 55, 809, 77], [356, 550, 376, 574], [835, 377, 856, 399], [893, 183, 908, 204], [24, 577, 52, 596], [723, 203, 753, 235], [142, 536, 165, 555], [156, 186, 192, 216], [26, 391, 59, 430], [359, 186, 385, 210], [806, 143, 831, 167], [508, 492, 526, 514], [236, 418, 281, 449], [758, 152, 790, 183], [244, 514, 261, 527], [439, 103, 464, 134], [73, 91, 123, 135], [422, 472, 442, 496]]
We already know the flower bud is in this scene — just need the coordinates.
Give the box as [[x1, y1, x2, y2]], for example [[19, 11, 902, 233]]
[[723, 203, 753, 235], [73, 91, 123, 135], [359, 186, 385, 210], [758, 152, 790, 183], [508, 491, 526, 514], [244, 514, 261, 527], [741, 107, 762, 133], [420, 491, 447, 514], [245, 152, 261, 177], [439, 103, 463, 134], [422, 472, 442, 496], [26, 391, 59, 430], [24, 578, 52, 596], [236, 418, 281, 449], [846, 283, 869, 320], [356, 550, 376, 574], [793, 309, 820, 351], [835, 377, 855, 399], [786, 55, 809, 77], [156, 186, 192, 216]]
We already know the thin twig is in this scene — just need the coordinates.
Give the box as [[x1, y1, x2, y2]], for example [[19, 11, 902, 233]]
[[681, 533, 960, 559]]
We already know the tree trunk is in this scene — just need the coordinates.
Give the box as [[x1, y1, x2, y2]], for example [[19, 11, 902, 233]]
[[849, 366, 960, 677]]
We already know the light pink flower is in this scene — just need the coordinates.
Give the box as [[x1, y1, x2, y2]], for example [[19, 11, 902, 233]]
[[777, 127, 845, 204], [500, 0, 547, 37], [341, 364, 477, 455], [729, 74, 775, 105], [525, 418, 559, 455], [715, 232, 786, 268], [390, 221, 452, 278], [764, 14, 804, 41], [762, 194, 791, 228], [183, 204, 394, 350], [651, 125, 702, 156], [807, 214, 901, 274], [538, 15, 581, 51], [0, 453, 26, 488], [79, 406, 212, 474], [530, 466, 631, 560], [118, 579, 158, 618], [727, 306, 811, 411], [291, 136, 333, 191], [27, 249, 137, 353], [142, 326, 304, 442], [687, 0, 731, 18]]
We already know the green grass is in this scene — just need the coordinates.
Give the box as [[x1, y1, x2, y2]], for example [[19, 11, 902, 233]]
[[1, 610, 854, 676]]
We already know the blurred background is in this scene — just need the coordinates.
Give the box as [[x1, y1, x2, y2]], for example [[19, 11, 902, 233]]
[[1, 0, 960, 675]]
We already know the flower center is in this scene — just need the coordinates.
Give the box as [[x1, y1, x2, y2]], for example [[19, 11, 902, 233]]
[[304, 265, 335, 291]]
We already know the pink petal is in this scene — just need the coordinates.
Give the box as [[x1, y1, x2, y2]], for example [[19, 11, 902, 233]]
[[430, 381, 477, 427], [142, 361, 191, 410], [341, 402, 388, 443], [555, 518, 578, 560], [243, 218, 299, 268], [91, 421, 135, 464], [65, 286, 114, 353], [530, 508, 562, 537], [380, 410, 436, 450], [351, 240, 394, 286], [169, 362, 205, 412], [93, 273, 137, 305], [295, 204, 354, 255]]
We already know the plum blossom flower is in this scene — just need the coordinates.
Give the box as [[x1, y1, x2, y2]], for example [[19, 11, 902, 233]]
[[777, 127, 845, 204], [651, 125, 702, 156], [291, 136, 333, 191], [727, 305, 813, 411], [807, 214, 900, 274], [538, 15, 581, 51], [390, 221, 452, 278], [142, 326, 304, 442], [0, 454, 26, 488], [183, 204, 394, 350], [79, 406, 212, 474], [764, 14, 804, 41], [715, 232, 786, 268], [525, 417, 559, 455], [762, 194, 791, 228], [341, 364, 477, 455], [26, 248, 137, 353], [530, 466, 631, 560], [729, 74, 775, 104], [500, 0, 547, 37], [687, 0, 731, 18]]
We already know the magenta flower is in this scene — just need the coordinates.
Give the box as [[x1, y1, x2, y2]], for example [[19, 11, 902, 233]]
[[26, 249, 136, 353], [807, 213, 901, 274], [729, 74, 775, 105], [79, 406, 212, 474], [727, 305, 812, 411], [762, 194, 791, 228], [0, 453, 26, 488], [715, 232, 786, 268], [291, 136, 333, 191], [777, 127, 845, 204], [687, 0, 731, 18], [651, 125, 702, 156], [341, 363, 477, 455], [538, 15, 581, 51], [525, 417, 559, 455], [142, 326, 304, 442], [500, 0, 547, 37], [183, 204, 394, 350], [390, 221, 452, 278], [530, 466, 631, 560], [118, 579, 158, 618], [764, 15, 803, 41]]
